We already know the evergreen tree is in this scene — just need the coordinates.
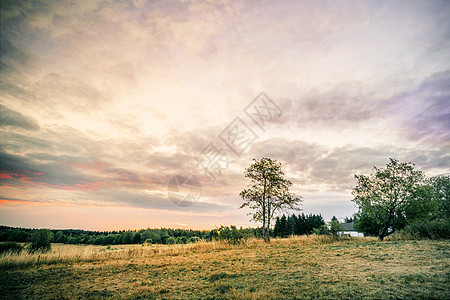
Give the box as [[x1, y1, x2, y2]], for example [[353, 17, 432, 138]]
[[279, 215, 288, 238], [274, 217, 282, 237]]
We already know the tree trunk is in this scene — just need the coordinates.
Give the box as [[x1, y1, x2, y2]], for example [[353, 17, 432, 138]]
[[267, 201, 271, 242], [262, 173, 267, 242], [379, 208, 394, 241]]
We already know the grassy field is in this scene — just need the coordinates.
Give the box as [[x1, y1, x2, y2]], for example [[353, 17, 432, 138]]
[[0, 236, 449, 299]]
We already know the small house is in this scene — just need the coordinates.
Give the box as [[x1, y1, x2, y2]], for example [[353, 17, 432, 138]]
[[340, 222, 364, 237]]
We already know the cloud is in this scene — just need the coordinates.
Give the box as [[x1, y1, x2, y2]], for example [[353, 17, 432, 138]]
[[248, 138, 326, 172], [1, 0, 449, 229], [0, 105, 40, 131], [388, 70, 450, 147], [0, 150, 104, 189]]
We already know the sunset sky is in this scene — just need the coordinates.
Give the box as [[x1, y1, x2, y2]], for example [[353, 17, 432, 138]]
[[1, 0, 449, 231]]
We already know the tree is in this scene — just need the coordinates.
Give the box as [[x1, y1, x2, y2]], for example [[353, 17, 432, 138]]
[[399, 174, 450, 239], [329, 219, 343, 237], [120, 231, 134, 244], [306, 214, 325, 234], [278, 215, 288, 237], [55, 231, 66, 243], [239, 158, 302, 242], [429, 175, 450, 220], [294, 213, 308, 235], [343, 217, 353, 223], [273, 217, 282, 237], [29, 229, 53, 253], [352, 158, 425, 240], [287, 214, 297, 236]]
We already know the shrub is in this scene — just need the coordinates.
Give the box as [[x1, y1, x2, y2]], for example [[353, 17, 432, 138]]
[[313, 225, 329, 235], [217, 226, 247, 245], [0, 242, 24, 255], [400, 219, 450, 239], [329, 220, 343, 237]]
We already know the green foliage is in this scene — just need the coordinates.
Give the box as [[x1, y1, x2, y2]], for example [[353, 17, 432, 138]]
[[189, 236, 200, 243], [329, 220, 343, 237], [176, 236, 188, 244], [352, 158, 426, 240], [217, 226, 248, 245], [54, 231, 66, 243], [399, 219, 450, 240], [354, 211, 381, 236], [141, 230, 162, 244], [274, 215, 288, 238], [165, 237, 176, 244], [344, 217, 353, 223], [429, 175, 450, 220], [274, 213, 326, 238], [29, 229, 53, 253], [313, 225, 329, 235], [1, 226, 260, 246], [0, 242, 24, 254], [120, 231, 134, 244], [240, 157, 302, 242]]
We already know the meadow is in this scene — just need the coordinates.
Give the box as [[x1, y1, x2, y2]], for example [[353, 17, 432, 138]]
[[0, 236, 449, 299]]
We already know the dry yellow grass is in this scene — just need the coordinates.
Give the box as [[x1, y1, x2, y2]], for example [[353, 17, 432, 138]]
[[0, 239, 240, 268], [1, 236, 448, 299]]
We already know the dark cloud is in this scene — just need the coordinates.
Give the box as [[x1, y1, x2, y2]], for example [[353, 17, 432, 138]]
[[0, 132, 49, 153], [275, 84, 383, 129], [309, 146, 393, 191], [389, 70, 450, 147], [0, 104, 40, 131], [0, 150, 104, 189]]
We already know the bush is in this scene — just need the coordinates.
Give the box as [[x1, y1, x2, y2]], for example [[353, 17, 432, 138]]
[[28, 229, 53, 253], [313, 225, 329, 235], [217, 226, 247, 245], [0, 242, 24, 255], [329, 220, 343, 237], [400, 219, 450, 239]]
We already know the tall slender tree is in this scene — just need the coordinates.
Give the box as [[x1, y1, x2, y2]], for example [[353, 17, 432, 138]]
[[240, 157, 302, 242]]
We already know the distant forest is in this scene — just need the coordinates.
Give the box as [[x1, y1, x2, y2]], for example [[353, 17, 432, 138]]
[[0, 213, 327, 245]]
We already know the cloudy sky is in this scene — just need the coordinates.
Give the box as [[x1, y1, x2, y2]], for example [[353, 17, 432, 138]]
[[1, 0, 449, 230]]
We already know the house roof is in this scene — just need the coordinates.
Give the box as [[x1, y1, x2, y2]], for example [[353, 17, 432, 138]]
[[341, 222, 355, 231]]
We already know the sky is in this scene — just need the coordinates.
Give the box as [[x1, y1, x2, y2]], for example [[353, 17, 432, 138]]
[[0, 0, 449, 231]]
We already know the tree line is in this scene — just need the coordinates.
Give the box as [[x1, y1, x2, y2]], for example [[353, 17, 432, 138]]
[[273, 213, 326, 238], [0, 227, 209, 246], [0, 226, 265, 249]]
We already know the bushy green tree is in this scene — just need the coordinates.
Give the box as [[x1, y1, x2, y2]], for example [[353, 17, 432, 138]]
[[54, 231, 66, 243], [29, 229, 53, 253], [313, 225, 329, 235], [352, 158, 425, 240], [429, 175, 450, 220], [217, 226, 247, 245], [120, 231, 134, 244], [329, 219, 343, 237], [165, 237, 176, 244]]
